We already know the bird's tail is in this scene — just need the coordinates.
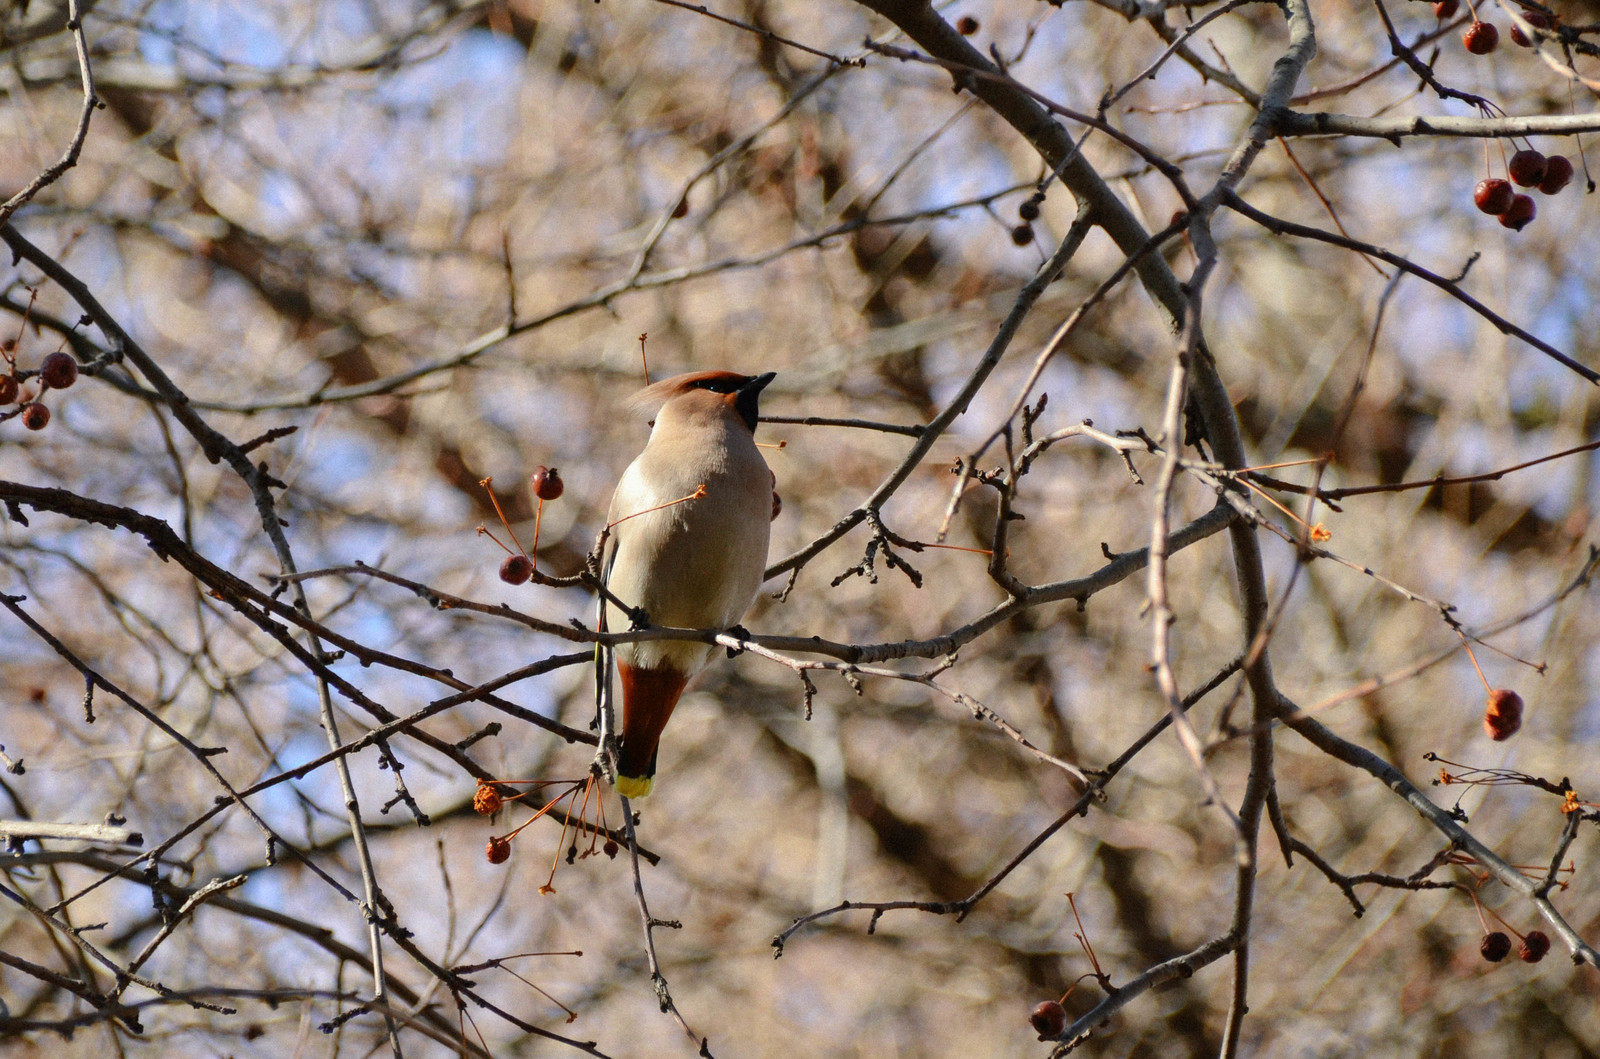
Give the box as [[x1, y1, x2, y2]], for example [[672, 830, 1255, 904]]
[[615, 663, 690, 798]]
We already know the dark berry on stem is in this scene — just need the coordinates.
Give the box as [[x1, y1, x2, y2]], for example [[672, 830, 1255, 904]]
[[1433, 0, 1458, 17], [21, 403, 49, 430], [532, 465, 564, 500], [1510, 11, 1551, 47], [1474, 178, 1515, 215], [1463, 21, 1498, 54], [1019, 198, 1041, 222], [1011, 224, 1035, 246], [1538, 156, 1573, 195], [0, 375, 16, 404], [40, 352, 78, 389], [1030, 1000, 1066, 1037], [1519, 931, 1550, 963], [956, 15, 979, 35], [1508, 149, 1547, 187], [1484, 687, 1525, 737], [1481, 932, 1512, 962], [500, 554, 533, 585], [1498, 195, 1536, 232]]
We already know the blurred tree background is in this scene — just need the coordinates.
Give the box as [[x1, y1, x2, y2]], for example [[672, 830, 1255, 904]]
[[3, 0, 1600, 1055]]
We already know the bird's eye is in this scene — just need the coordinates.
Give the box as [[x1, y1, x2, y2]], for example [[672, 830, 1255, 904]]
[[691, 377, 741, 393]]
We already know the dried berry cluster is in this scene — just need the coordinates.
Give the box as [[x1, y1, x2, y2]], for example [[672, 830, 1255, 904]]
[[1446, 3, 1581, 231], [1, 349, 79, 431], [1011, 190, 1046, 247], [1479, 928, 1550, 964], [1457, 5, 1557, 54], [1473, 150, 1574, 231]]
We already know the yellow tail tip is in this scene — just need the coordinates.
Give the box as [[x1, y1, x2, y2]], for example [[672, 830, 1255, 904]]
[[615, 774, 654, 799]]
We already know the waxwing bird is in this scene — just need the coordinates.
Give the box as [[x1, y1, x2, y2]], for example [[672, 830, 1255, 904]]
[[602, 370, 776, 798]]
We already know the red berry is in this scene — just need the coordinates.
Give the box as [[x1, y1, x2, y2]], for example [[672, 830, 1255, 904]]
[[531, 465, 564, 501], [20, 402, 49, 430], [1497, 195, 1536, 232], [1484, 688, 1525, 739], [1011, 224, 1035, 246], [1508, 149, 1547, 187], [1474, 178, 1515, 215], [1519, 930, 1551, 963], [1030, 1000, 1066, 1037], [1433, 0, 1458, 16], [499, 554, 533, 585], [486, 837, 511, 864], [39, 352, 77, 390], [955, 15, 979, 35], [1463, 21, 1499, 54], [1481, 931, 1512, 962], [0, 375, 16, 404], [1537, 155, 1573, 195], [1510, 11, 1551, 47]]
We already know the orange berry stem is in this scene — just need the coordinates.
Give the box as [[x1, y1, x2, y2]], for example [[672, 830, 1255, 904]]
[[1469, 634, 1545, 673], [476, 525, 515, 556], [1238, 475, 1317, 534], [1066, 892, 1104, 979], [530, 497, 545, 572], [1240, 455, 1326, 473], [1452, 627, 1493, 694], [479, 477, 529, 555], [606, 484, 707, 530]]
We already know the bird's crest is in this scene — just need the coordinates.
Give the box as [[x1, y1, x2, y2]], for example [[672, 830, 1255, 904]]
[[625, 370, 754, 414]]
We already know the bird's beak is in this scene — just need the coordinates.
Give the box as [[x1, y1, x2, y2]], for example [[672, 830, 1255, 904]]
[[733, 372, 775, 433], [741, 372, 776, 396]]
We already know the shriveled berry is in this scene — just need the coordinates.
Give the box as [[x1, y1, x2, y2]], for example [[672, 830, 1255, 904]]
[[1481, 931, 1512, 962], [1497, 194, 1536, 232], [1537, 155, 1573, 195], [1030, 1000, 1066, 1037], [0, 374, 16, 404], [671, 197, 689, 219], [1519, 930, 1550, 963], [531, 465, 564, 500], [955, 15, 979, 35], [1508, 149, 1547, 187], [1484, 687, 1524, 739], [473, 784, 504, 815], [499, 554, 533, 585], [1463, 21, 1499, 54], [40, 352, 77, 390], [21, 402, 49, 430], [1509, 11, 1551, 47], [1011, 223, 1035, 246], [1018, 197, 1041, 221], [1433, 0, 1458, 16], [486, 836, 511, 864], [1474, 178, 1515, 215]]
